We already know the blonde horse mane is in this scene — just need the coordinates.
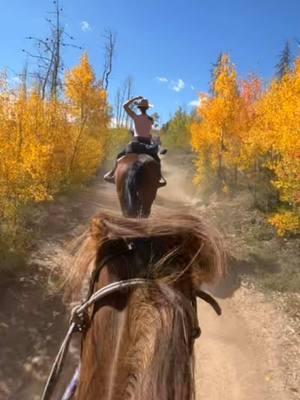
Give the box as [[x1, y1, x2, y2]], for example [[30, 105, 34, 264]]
[[62, 210, 227, 400], [63, 210, 227, 301]]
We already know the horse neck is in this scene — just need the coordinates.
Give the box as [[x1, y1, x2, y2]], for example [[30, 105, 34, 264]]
[[76, 285, 195, 400]]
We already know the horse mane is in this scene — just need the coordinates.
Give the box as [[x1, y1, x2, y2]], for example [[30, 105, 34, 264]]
[[63, 209, 227, 301], [119, 283, 196, 400], [63, 210, 227, 400]]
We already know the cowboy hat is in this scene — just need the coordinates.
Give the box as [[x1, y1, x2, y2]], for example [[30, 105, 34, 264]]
[[137, 98, 154, 109]]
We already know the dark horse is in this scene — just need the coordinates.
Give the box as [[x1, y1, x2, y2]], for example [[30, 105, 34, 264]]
[[114, 153, 161, 218], [62, 211, 226, 400]]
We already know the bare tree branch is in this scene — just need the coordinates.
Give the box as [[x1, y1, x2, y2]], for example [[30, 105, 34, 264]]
[[101, 29, 116, 91], [114, 77, 134, 128], [24, 0, 82, 99]]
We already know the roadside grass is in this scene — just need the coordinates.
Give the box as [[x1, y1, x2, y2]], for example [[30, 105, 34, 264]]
[[206, 190, 300, 322], [201, 189, 300, 303], [257, 264, 300, 293]]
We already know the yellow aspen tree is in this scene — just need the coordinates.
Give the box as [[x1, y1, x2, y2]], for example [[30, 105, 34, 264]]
[[65, 53, 109, 182], [191, 54, 241, 190], [0, 78, 53, 237], [41, 97, 72, 192], [235, 75, 264, 203], [0, 53, 112, 255], [250, 59, 300, 235]]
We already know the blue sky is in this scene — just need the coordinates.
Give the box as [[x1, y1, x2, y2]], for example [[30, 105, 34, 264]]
[[1, 0, 300, 123]]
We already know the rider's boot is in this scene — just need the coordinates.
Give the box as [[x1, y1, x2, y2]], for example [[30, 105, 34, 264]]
[[104, 164, 116, 183]]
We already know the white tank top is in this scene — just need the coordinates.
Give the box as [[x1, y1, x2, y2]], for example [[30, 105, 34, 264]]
[[133, 114, 153, 138]]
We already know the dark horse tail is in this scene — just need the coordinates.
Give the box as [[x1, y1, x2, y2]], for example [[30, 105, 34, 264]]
[[122, 161, 144, 217]]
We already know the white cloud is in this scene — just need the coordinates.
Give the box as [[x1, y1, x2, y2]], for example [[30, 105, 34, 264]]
[[156, 76, 168, 83], [191, 85, 195, 90], [80, 21, 91, 32], [188, 98, 201, 107], [171, 78, 185, 92]]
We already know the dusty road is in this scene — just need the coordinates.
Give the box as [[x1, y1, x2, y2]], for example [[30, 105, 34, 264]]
[[0, 158, 299, 399], [195, 288, 297, 400], [161, 160, 299, 400]]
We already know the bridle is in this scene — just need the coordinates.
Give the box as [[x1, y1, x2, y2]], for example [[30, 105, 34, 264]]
[[41, 278, 154, 400], [41, 243, 221, 400]]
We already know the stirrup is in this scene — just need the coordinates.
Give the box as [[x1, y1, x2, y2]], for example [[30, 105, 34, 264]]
[[104, 172, 115, 184], [158, 178, 167, 188]]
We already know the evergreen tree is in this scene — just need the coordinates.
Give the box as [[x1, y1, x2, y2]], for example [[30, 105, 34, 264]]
[[209, 52, 223, 95], [161, 108, 193, 150], [275, 41, 293, 79]]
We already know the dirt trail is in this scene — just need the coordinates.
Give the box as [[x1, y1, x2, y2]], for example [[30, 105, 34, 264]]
[[195, 288, 291, 400], [0, 158, 299, 399], [159, 158, 299, 400]]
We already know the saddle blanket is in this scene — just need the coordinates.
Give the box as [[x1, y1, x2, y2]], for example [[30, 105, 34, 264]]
[[124, 141, 159, 159]]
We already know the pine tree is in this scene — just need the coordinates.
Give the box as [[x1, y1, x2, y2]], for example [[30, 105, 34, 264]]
[[209, 52, 223, 95], [275, 41, 293, 79]]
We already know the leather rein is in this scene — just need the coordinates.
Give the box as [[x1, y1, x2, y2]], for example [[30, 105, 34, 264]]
[[41, 243, 221, 400]]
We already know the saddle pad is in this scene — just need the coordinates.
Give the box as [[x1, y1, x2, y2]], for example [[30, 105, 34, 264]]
[[125, 141, 159, 158]]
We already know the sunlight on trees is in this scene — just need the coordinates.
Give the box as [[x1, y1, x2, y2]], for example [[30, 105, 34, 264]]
[[191, 54, 300, 236], [161, 107, 193, 151], [0, 54, 109, 249]]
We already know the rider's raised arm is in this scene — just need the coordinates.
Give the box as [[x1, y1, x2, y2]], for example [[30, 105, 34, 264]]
[[123, 96, 143, 119]]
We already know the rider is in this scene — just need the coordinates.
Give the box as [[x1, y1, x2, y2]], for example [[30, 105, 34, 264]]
[[104, 96, 166, 186]]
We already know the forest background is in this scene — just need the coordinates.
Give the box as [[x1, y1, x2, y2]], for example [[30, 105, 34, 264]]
[[0, 1, 299, 271]]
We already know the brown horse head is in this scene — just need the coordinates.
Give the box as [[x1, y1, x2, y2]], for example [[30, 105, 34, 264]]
[[115, 154, 160, 218], [64, 211, 227, 400]]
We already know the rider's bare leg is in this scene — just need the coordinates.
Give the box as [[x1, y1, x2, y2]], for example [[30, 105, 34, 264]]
[[103, 163, 117, 183], [104, 150, 126, 183], [150, 153, 167, 188]]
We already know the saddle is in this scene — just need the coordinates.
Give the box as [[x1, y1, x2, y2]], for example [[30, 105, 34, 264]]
[[124, 141, 159, 161]]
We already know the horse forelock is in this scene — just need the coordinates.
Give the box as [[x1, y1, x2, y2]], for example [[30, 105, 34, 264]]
[[64, 210, 226, 399], [63, 210, 227, 304]]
